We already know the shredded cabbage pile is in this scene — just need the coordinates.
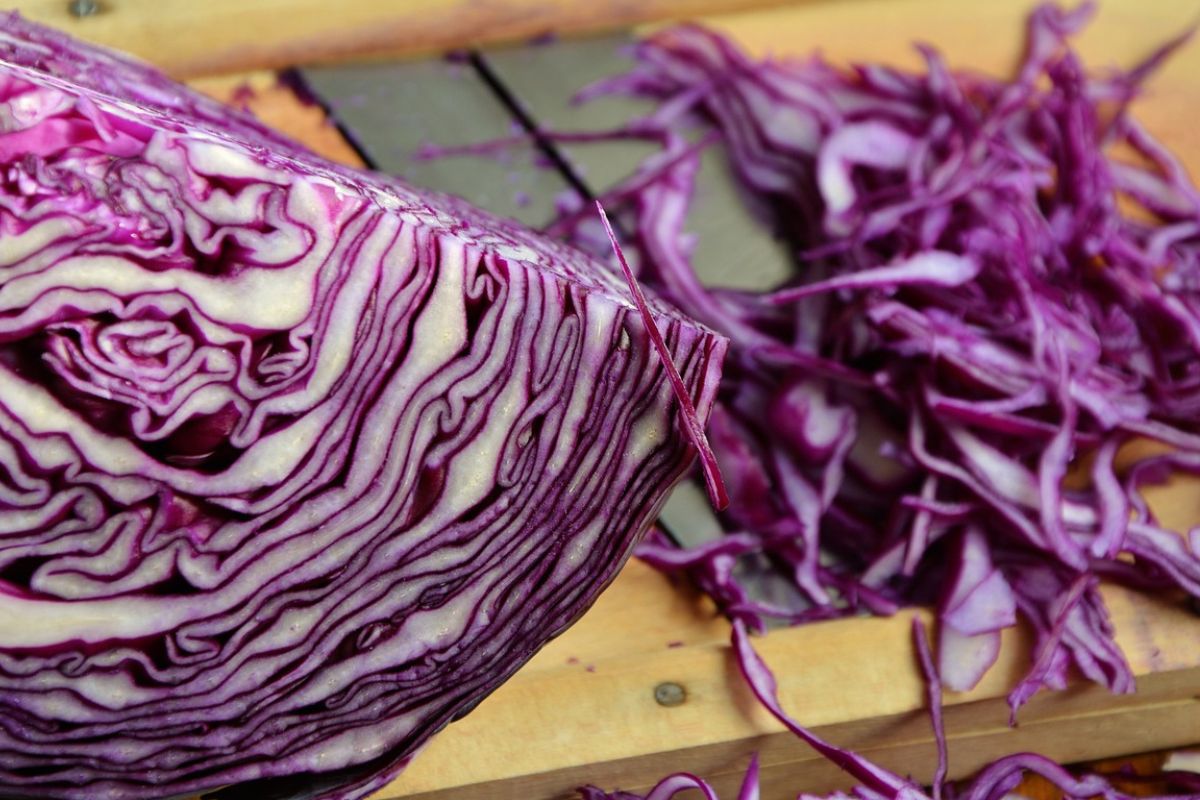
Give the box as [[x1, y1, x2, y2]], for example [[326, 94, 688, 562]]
[[555, 0, 1200, 704], [543, 2, 1200, 797]]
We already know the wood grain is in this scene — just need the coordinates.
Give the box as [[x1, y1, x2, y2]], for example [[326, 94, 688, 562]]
[[368, 582, 1200, 800], [12, 0, 792, 78], [188, 2, 1200, 797]]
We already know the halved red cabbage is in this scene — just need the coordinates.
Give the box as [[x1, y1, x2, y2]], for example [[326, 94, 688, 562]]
[[0, 15, 725, 800]]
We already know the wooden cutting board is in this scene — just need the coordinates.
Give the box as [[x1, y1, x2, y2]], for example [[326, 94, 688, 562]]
[[23, 0, 1200, 797], [11, 0, 789, 76]]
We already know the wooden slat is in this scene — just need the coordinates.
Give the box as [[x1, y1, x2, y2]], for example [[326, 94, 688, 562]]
[[373, 582, 1200, 800], [185, 2, 1200, 796], [12, 0, 791, 79]]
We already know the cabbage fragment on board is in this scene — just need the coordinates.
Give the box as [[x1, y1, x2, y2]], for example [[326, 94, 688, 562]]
[[0, 15, 725, 800]]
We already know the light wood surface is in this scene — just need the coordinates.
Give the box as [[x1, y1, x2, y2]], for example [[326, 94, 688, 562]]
[[376, 580, 1200, 800], [157, 1, 1200, 797], [12, 0, 790, 78]]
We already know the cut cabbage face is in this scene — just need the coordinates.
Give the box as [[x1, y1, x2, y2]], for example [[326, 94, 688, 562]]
[[0, 15, 725, 800]]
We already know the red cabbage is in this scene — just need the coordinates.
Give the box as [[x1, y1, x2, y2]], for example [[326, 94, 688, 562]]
[[596, 201, 727, 508], [0, 15, 726, 800]]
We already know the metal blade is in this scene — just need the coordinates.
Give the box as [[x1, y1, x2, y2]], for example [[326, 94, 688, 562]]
[[478, 35, 799, 555], [297, 40, 798, 593], [297, 58, 570, 226], [480, 34, 794, 293]]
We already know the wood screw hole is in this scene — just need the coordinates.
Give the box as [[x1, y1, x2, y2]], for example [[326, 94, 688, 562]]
[[68, 0, 99, 17], [654, 682, 686, 707]]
